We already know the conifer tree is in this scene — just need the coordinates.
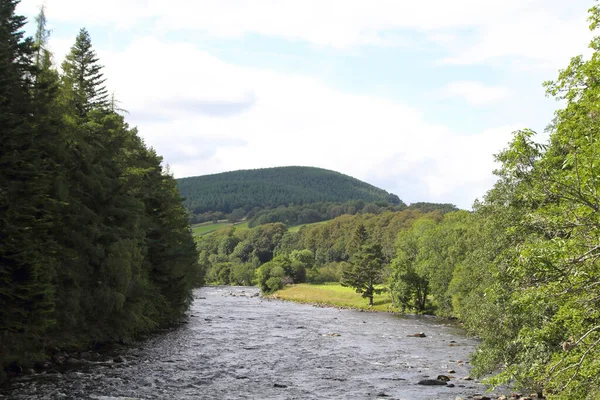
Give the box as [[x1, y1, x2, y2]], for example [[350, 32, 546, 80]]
[[61, 28, 108, 117], [341, 225, 385, 306], [0, 0, 56, 368]]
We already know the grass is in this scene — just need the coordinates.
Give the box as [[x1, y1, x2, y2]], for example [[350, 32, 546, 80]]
[[287, 220, 329, 233], [192, 219, 325, 237], [271, 283, 396, 312], [191, 221, 249, 237]]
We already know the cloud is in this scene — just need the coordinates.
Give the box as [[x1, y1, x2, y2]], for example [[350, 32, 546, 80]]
[[163, 93, 256, 117], [440, 81, 512, 106], [90, 36, 518, 209], [439, 5, 592, 69], [132, 93, 257, 122], [18, 0, 593, 69]]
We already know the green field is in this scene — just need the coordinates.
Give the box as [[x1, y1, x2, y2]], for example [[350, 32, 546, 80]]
[[192, 219, 327, 237], [191, 221, 249, 237], [272, 283, 395, 312], [287, 220, 329, 232]]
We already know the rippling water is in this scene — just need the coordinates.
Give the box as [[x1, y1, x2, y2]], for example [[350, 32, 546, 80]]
[[1, 286, 496, 399]]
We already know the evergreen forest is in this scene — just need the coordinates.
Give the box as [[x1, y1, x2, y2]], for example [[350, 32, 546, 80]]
[[177, 166, 403, 221], [0, 2, 202, 378]]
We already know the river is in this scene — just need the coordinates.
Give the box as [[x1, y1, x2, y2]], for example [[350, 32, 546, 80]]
[[1, 286, 498, 400]]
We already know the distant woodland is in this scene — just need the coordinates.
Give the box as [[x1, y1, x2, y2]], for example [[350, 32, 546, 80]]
[[177, 167, 399, 218], [177, 166, 458, 226]]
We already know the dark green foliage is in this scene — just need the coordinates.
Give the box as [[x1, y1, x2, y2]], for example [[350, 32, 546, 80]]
[[256, 254, 306, 293], [0, 0, 56, 368], [199, 222, 286, 285], [257, 260, 285, 293], [0, 6, 200, 373], [198, 209, 427, 289], [177, 166, 404, 218], [246, 200, 406, 228], [406, 202, 458, 215], [341, 225, 386, 306]]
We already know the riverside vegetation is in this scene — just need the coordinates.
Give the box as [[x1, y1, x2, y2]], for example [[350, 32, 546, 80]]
[[0, 2, 202, 381], [4, 1, 600, 398], [197, 5, 600, 398]]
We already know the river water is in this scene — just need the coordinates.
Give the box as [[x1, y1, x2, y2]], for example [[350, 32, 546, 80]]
[[1, 286, 498, 400]]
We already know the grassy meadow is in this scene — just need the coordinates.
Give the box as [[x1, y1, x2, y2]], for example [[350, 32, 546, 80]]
[[192, 219, 328, 237], [287, 220, 329, 232], [272, 283, 395, 312], [191, 221, 249, 237]]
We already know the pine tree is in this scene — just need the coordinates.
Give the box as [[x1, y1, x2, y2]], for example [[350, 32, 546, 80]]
[[0, 0, 56, 368], [33, 5, 49, 68], [61, 28, 108, 117], [341, 225, 385, 306]]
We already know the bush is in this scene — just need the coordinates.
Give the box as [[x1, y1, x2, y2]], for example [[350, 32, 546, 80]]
[[230, 262, 256, 286], [257, 262, 285, 293], [308, 262, 346, 283]]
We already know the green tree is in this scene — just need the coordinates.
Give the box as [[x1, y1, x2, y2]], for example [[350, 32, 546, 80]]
[[257, 260, 285, 293], [389, 219, 436, 313], [341, 225, 386, 306], [61, 28, 108, 117], [227, 208, 246, 223], [454, 7, 600, 397], [0, 0, 57, 369]]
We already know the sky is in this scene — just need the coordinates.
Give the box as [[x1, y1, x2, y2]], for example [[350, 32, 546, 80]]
[[17, 0, 596, 209]]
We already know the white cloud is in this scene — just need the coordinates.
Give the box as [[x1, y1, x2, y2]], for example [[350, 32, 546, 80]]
[[440, 6, 592, 69], [440, 81, 512, 106], [18, 0, 593, 69], [93, 37, 517, 209]]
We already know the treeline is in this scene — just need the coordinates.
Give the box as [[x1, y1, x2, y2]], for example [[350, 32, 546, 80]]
[[197, 210, 428, 288], [246, 200, 458, 227], [177, 166, 403, 217], [191, 198, 457, 228], [0, 3, 201, 376]]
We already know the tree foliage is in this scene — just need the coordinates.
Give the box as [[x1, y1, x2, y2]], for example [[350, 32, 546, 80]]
[[341, 224, 386, 306], [177, 166, 404, 218], [0, 5, 201, 374], [61, 27, 108, 117]]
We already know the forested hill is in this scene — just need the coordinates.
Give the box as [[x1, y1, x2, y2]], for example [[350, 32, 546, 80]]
[[177, 166, 402, 215]]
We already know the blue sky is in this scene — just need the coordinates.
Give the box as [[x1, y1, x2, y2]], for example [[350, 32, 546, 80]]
[[17, 0, 595, 209]]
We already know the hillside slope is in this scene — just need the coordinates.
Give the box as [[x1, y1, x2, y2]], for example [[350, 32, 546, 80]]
[[177, 166, 402, 214]]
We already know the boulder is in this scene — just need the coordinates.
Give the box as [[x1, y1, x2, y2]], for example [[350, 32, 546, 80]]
[[417, 379, 448, 386]]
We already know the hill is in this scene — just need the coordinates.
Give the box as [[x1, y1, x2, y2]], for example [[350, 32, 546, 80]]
[[177, 166, 403, 216]]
